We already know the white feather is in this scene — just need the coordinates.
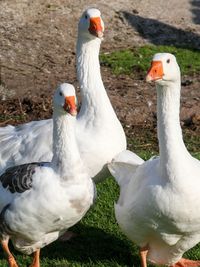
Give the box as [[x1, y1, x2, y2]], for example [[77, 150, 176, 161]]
[[111, 53, 200, 266], [0, 83, 94, 256]]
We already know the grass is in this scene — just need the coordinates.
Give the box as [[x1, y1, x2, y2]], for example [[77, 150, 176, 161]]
[[100, 45, 200, 75], [0, 114, 27, 122], [0, 134, 199, 266]]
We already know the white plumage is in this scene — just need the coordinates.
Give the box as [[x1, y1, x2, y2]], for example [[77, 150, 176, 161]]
[[108, 53, 200, 267], [0, 8, 126, 183], [0, 83, 94, 267]]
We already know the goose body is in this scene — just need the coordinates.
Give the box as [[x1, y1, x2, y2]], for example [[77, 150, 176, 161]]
[[108, 53, 200, 266], [0, 8, 126, 182], [0, 83, 94, 267]]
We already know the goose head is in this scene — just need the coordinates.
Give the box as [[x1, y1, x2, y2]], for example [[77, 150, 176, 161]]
[[78, 8, 104, 40], [146, 53, 180, 85], [53, 83, 77, 116]]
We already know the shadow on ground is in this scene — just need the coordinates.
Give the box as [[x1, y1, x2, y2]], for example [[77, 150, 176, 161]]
[[0, 224, 139, 267], [122, 11, 200, 49], [191, 0, 200, 24], [41, 223, 137, 265]]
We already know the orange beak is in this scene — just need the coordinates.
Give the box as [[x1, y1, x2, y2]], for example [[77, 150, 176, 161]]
[[63, 96, 77, 116], [146, 61, 164, 82], [89, 17, 103, 38]]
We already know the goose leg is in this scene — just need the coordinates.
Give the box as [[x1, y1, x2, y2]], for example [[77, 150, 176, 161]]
[[1, 239, 19, 267], [139, 246, 149, 267], [171, 258, 200, 267], [30, 249, 40, 267]]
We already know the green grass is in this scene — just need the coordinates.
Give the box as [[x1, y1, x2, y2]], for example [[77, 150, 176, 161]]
[[0, 114, 27, 122], [0, 135, 199, 266], [100, 45, 200, 75]]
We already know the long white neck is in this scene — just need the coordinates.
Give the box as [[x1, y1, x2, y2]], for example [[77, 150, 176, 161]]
[[76, 35, 117, 126], [157, 80, 190, 178], [51, 111, 83, 180]]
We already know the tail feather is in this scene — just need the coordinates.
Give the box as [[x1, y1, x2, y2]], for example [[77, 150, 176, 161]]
[[108, 150, 144, 188]]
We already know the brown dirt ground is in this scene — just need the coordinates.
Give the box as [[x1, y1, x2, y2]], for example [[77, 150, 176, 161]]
[[0, 0, 200, 150]]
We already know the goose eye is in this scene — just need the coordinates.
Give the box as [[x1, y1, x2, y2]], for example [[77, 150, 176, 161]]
[[167, 59, 170, 63], [59, 92, 62, 96], [85, 15, 88, 19]]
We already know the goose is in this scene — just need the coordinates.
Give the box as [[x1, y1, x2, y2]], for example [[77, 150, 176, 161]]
[[0, 83, 95, 267], [108, 53, 200, 267], [0, 8, 126, 183]]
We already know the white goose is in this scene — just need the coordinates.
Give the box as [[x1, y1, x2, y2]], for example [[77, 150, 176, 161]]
[[108, 53, 200, 267], [0, 83, 95, 267], [0, 8, 126, 183]]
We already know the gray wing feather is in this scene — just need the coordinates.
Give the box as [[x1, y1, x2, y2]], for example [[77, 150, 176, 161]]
[[0, 162, 48, 193]]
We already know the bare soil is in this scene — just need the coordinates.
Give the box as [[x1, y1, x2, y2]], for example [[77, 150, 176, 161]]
[[0, 0, 200, 146]]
